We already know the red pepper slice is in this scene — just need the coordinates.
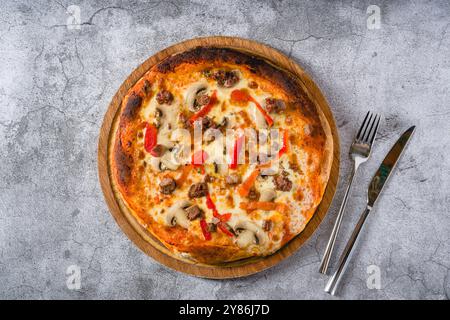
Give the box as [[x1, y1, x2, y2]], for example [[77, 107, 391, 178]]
[[207, 194, 232, 223], [206, 194, 217, 212], [192, 150, 208, 166], [252, 98, 274, 127], [219, 213, 232, 222], [200, 219, 211, 240], [191, 150, 208, 174], [278, 130, 289, 158], [218, 222, 234, 237], [229, 135, 245, 169], [230, 89, 274, 127], [144, 123, 158, 154], [189, 91, 218, 124]]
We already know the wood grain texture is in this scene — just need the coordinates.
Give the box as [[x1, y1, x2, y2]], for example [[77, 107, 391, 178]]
[[98, 36, 340, 279]]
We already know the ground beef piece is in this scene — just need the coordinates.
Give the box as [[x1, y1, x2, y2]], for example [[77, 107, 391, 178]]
[[213, 70, 239, 88], [273, 173, 292, 191], [225, 174, 241, 185], [265, 98, 286, 114], [185, 205, 204, 220], [247, 187, 260, 201], [204, 174, 214, 183], [159, 177, 176, 194], [156, 90, 174, 105], [188, 182, 208, 198]]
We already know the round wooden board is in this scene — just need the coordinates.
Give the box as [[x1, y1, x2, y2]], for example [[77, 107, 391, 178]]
[[98, 36, 340, 279]]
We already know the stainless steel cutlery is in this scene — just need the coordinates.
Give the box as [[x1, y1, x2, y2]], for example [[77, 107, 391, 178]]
[[319, 112, 381, 274], [323, 125, 416, 295]]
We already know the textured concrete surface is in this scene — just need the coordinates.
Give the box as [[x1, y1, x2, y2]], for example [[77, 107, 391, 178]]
[[0, 0, 449, 300]]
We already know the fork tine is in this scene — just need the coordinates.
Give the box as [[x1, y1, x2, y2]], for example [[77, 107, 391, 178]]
[[369, 115, 381, 145], [359, 112, 373, 142], [363, 114, 377, 142], [356, 111, 370, 141]]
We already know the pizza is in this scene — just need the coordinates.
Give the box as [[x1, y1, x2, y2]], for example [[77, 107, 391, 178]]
[[111, 46, 333, 264]]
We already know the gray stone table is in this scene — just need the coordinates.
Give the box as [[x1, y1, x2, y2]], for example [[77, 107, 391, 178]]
[[0, 0, 449, 300]]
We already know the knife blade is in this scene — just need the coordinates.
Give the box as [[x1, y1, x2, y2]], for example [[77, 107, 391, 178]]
[[367, 125, 416, 207], [325, 125, 416, 295]]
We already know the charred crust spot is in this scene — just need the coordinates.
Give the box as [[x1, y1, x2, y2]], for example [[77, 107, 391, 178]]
[[114, 138, 133, 186], [123, 93, 143, 120]]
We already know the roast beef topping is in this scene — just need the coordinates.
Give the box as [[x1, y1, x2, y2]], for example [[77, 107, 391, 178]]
[[265, 98, 286, 114], [273, 172, 292, 191], [247, 187, 260, 201], [248, 81, 258, 89], [151, 144, 166, 157], [156, 89, 174, 105], [185, 205, 204, 220], [225, 174, 241, 185], [212, 70, 239, 88], [159, 177, 177, 194], [263, 220, 273, 231], [188, 182, 208, 198]]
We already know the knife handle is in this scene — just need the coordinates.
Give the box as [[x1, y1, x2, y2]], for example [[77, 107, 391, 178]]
[[319, 165, 357, 274], [324, 205, 372, 295]]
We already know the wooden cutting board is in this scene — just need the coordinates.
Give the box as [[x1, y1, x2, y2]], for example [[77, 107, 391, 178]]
[[98, 36, 340, 279]]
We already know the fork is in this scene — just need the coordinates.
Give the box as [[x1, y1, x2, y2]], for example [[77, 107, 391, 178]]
[[319, 111, 380, 274]]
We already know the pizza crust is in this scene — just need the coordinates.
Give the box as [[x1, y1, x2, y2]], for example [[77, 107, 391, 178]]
[[110, 46, 334, 264]]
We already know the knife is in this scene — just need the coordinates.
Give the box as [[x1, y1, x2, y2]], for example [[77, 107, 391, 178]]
[[324, 126, 416, 295]]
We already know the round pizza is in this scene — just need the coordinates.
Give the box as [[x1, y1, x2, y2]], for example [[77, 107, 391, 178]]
[[111, 46, 333, 264]]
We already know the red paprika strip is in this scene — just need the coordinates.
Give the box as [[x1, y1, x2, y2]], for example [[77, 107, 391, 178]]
[[189, 91, 218, 124], [206, 194, 232, 223], [278, 130, 289, 158], [199, 219, 211, 240], [237, 168, 260, 197], [219, 213, 232, 222], [230, 89, 274, 127], [229, 135, 245, 169], [218, 222, 234, 237], [191, 150, 208, 174], [144, 123, 158, 154]]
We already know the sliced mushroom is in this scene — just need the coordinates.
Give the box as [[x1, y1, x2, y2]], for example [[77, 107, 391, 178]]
[[184, 80, 209, 112], [150, 157, 163, 172], [234, 221, 268, 248], [259, 189, 276, 202], [165, 200, 191, 229], [160, 149, 180, 170]]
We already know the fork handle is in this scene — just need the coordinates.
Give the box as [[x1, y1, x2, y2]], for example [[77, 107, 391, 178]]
[[324, 206, 372, 295], [319, 164, 358, 274]]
